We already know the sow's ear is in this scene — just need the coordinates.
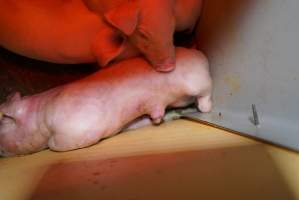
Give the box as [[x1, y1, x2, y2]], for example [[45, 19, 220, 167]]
[[104, 0, 140, 35]]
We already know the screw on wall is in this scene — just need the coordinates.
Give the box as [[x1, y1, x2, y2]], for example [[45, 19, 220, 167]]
[[251, 104, 260, 126]]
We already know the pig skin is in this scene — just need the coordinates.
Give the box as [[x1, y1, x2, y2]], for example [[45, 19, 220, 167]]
[[0, 48, 212, 157], [0, 0, 203, 71]]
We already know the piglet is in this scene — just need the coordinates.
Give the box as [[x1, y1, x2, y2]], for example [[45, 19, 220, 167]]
[[0, 48, 212, 157]]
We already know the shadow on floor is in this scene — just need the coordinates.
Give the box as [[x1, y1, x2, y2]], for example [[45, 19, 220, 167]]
[[29, 144, 295, 200]]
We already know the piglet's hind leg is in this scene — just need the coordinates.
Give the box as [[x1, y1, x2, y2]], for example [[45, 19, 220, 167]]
[[47, 125, 105, 152]]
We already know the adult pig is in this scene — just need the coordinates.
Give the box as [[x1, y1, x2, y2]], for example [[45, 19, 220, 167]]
[[87, 0, 204, 71], [0, 0, 135, 65], [0, 0, 203, 71], [0, 48, 212, 157]]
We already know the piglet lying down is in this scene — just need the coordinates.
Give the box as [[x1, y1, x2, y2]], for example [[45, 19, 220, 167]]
[[0, 48, 212, 157]]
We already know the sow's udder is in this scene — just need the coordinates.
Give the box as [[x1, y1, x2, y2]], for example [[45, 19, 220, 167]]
[[0, 47, 212, 157]]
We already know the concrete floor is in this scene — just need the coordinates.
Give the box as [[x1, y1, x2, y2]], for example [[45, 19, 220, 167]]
[[0, 120, 298, 200]]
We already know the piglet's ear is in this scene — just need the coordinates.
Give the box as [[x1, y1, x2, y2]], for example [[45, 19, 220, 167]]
[[104, 0, 140, 35], [92, 28, 126, 67], [7, 92, 21, 103]]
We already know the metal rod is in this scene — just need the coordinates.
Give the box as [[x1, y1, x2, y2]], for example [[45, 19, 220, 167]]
[[252, 104, 260, 126]]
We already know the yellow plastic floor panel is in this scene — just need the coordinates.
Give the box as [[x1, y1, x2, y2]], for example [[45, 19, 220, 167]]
[[0, 119, 298, 200]]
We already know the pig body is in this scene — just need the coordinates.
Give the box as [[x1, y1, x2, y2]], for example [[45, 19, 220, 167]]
[[0, 0, 133, 64], [0, 48, 212, 157], [0, 0, 203, 71]]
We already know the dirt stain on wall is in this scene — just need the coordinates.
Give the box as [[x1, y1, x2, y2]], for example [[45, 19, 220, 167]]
[[224, 75, 241, 94]]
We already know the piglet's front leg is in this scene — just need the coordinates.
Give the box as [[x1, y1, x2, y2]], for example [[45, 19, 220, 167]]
[[0, 47, 212, 156]]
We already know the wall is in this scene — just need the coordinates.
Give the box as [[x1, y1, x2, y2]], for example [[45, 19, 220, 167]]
[[196, 0, 299, 150]]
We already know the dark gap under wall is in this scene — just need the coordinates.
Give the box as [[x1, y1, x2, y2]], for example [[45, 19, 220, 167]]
[[0, 47, 97, 104], [0, 32, 195, 104]]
